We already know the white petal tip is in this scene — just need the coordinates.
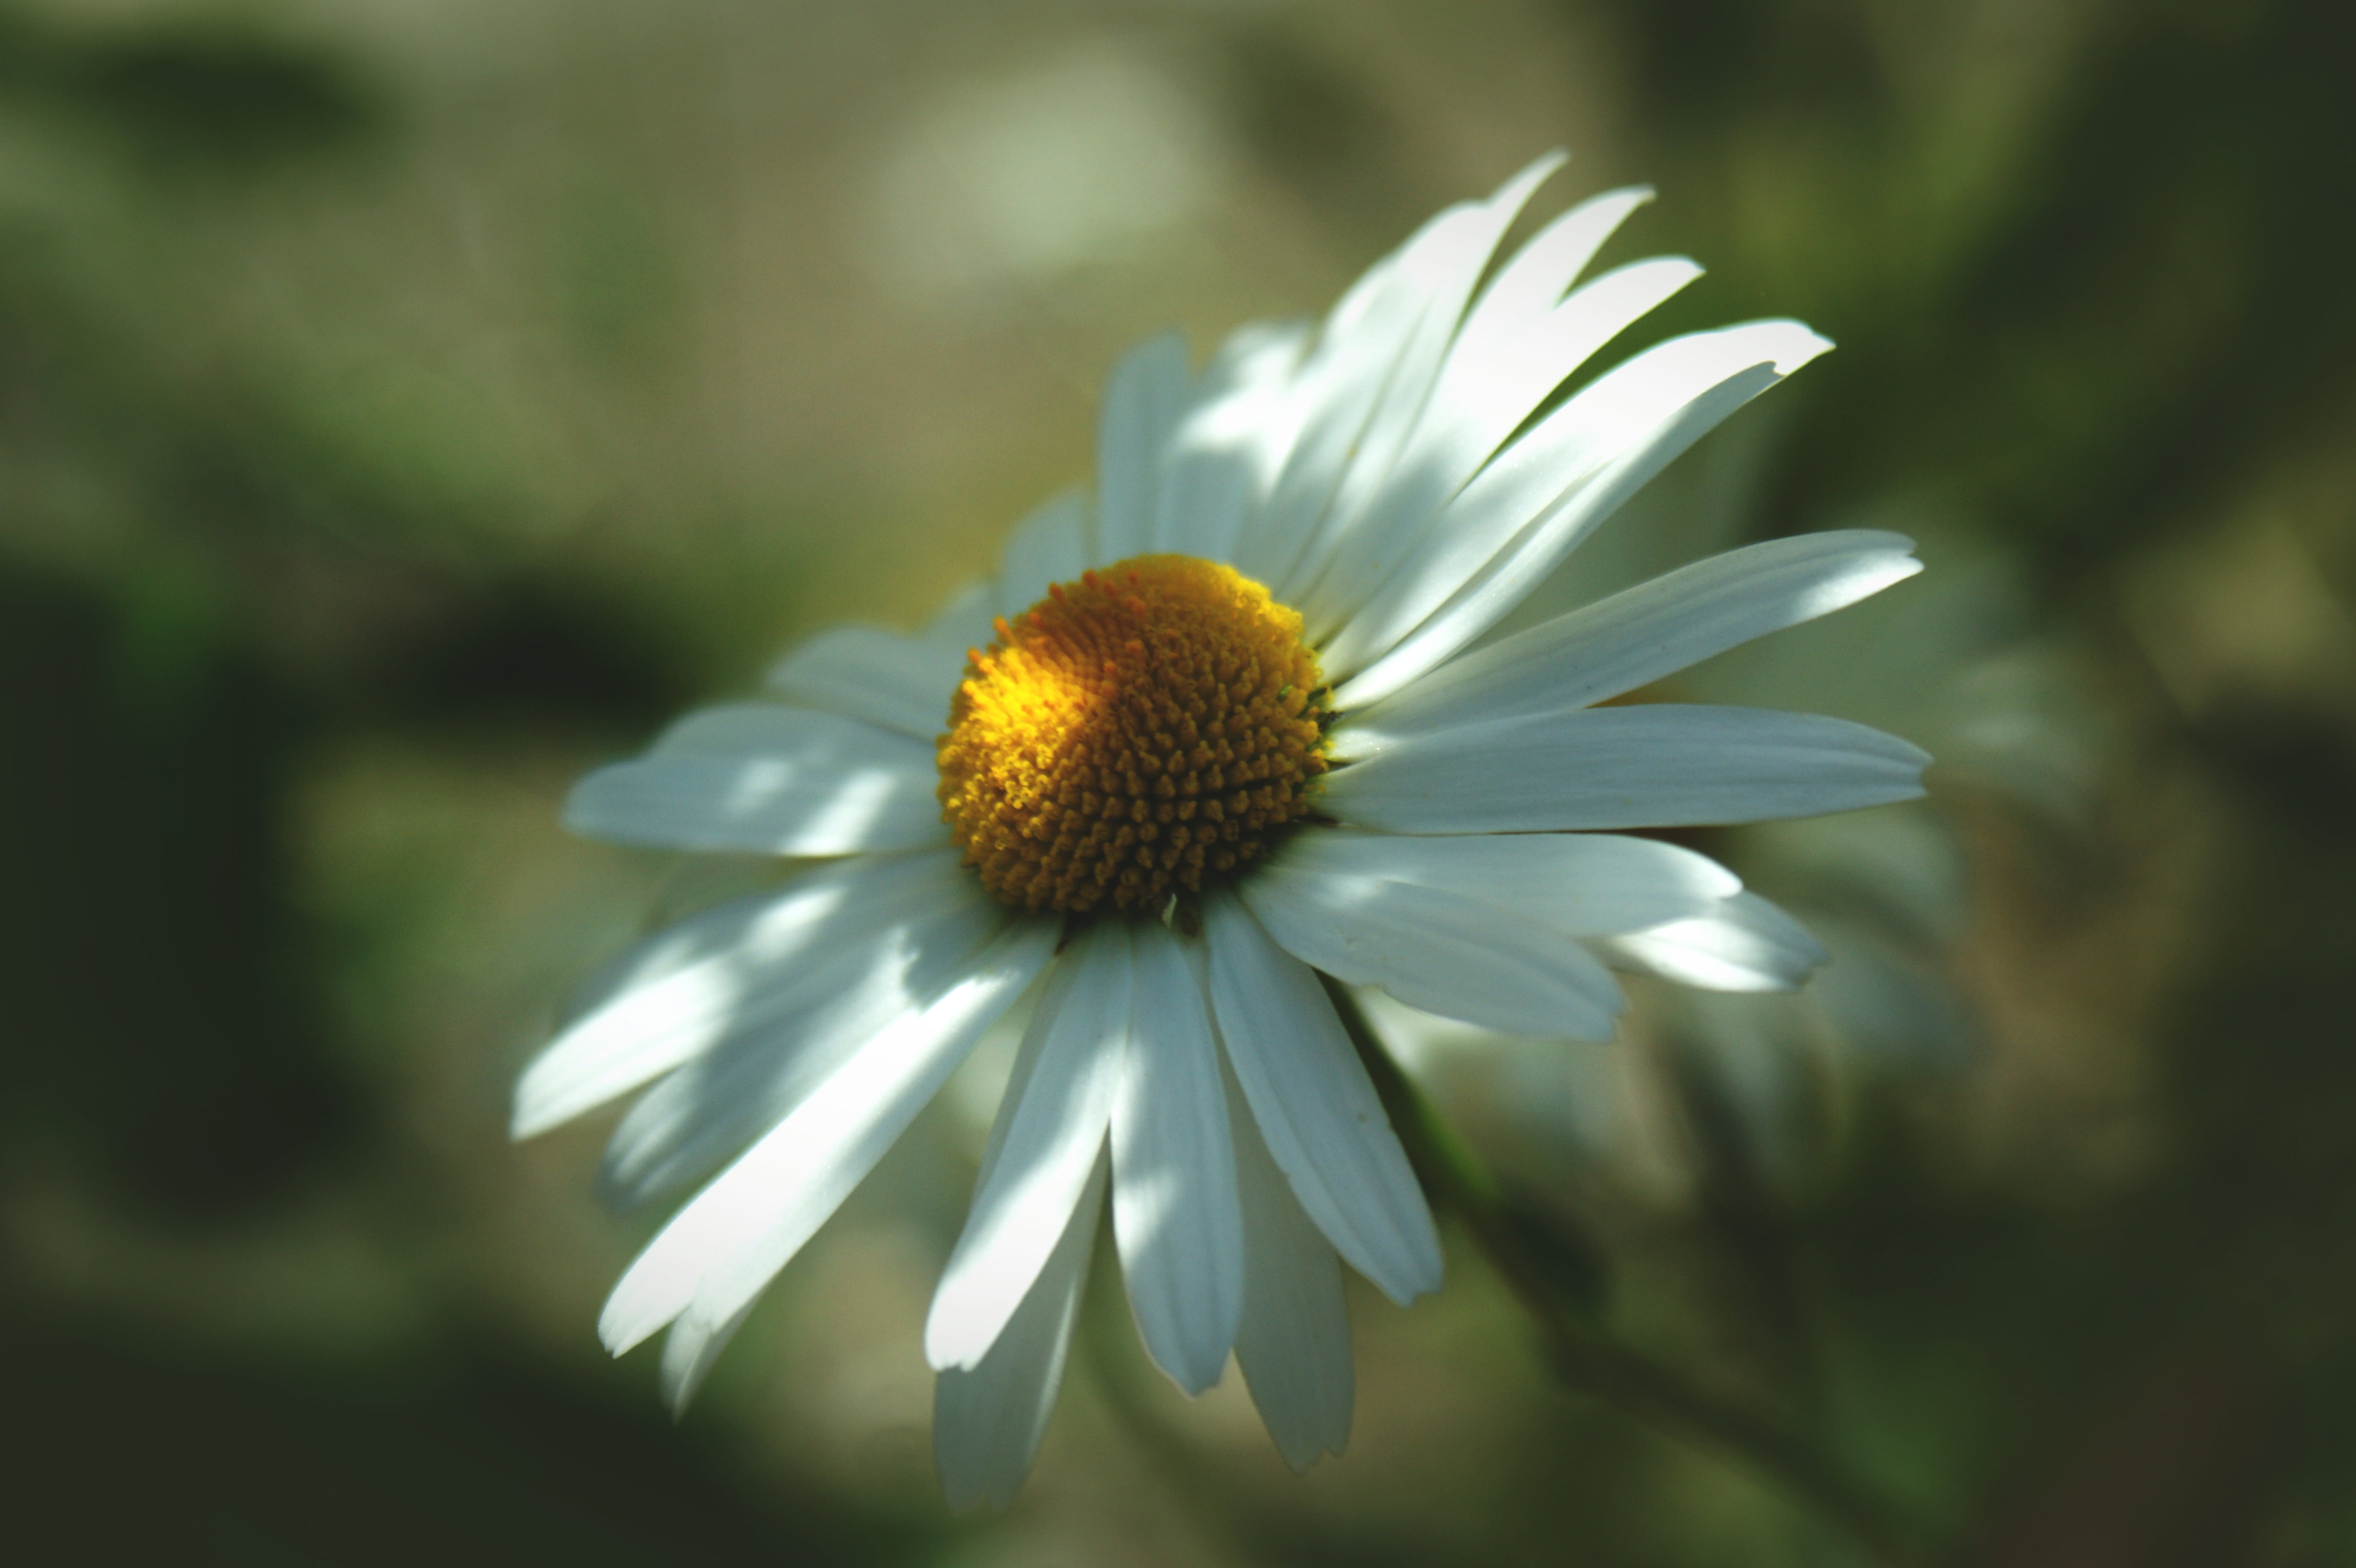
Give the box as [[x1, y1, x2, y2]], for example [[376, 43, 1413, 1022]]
[[1375, 1259, 1445, 1309], [1273, 1437, 1348, 1474], [1140, 1339, 1234, 1399], [559, 770, 645, 845], [507, 1074, 578, 1141], [1884, 753, 1935, 789], [1166, 1359, 1230, 1399], [1521, 147, 1571, 182], [1765, 322, 1836, 371], [597, 1300, 672, 1359], [921, 1318, 993, 1375], [558, 776, 607, 835]]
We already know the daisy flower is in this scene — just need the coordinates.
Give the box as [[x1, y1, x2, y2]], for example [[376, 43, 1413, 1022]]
[[515, 152, 1928, 1506]]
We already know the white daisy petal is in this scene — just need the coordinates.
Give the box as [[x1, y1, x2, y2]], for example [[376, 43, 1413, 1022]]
[[514, 850, 972, 1139], [764, 625, 959, 739], [544, 909, 724, 1054], [1320, 704, 1929, 834], [596, 883, 1001, 1207], [1594, 890, 1830, 992], [598, 920, 1056, 1358], [934, 1153, 1105, 1512], [1230, 1074, 1354, 1472], [517, 898, 772, 1142], [1273, 827, 1740, 938], [1285, 153, 1568, 624], [1247, 154, 1563, 598], [1203, 892, 1440, 1304], [1095, 331, 1193, 565], [1236, 269, 1408, 594], [927, 923, 1131, 1371], [1152, 321, 1312, 564], [1248, 174, 1633, 599], [1446, 248, 1705, 463], [1332, 320, 1835, 704], [1241, 860, 1626, 1040], [1309, 254, 1703, 650], [1456, 184, 1655, 341], [1110, 919, 1244, 1395], [566, 704, 947, 856], [997, 488, 1092, 622], [1339, 530, 1923, 751]]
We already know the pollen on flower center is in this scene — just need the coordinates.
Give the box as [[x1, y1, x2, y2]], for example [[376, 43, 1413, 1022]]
[[937, 554, 1329, 916]]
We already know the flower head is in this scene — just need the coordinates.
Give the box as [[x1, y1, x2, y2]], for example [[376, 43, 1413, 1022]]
[[517, 152, 1928, 1506], [937, 554, 1329, 914]]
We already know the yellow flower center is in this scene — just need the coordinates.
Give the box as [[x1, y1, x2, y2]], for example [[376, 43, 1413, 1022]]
[[937, 555, 1329, 916]]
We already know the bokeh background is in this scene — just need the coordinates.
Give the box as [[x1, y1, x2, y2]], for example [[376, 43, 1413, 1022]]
[[5, 1, 2353, 1563]]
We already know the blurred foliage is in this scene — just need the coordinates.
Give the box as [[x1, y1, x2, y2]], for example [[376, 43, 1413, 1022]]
[[0, 5, 381, 170], [3, 1, 2352, 1564]]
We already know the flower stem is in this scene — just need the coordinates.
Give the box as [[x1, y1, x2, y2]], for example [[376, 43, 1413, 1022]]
[[1323, 979, 1923, 1568]]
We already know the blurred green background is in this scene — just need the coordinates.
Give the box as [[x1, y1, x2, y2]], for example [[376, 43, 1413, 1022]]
[[4, 1, 2353, 1563]]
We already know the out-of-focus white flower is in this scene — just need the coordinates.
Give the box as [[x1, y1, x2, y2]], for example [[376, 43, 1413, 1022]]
[[516, 154, 1926, 1506], [865, 43, 1223, 298]]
